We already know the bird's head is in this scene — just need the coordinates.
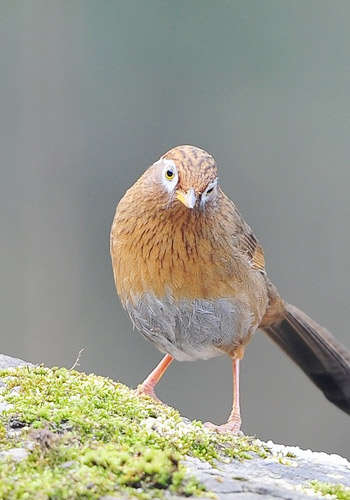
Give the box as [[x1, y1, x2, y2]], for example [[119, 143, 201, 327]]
[[150, 145, 219, 210]]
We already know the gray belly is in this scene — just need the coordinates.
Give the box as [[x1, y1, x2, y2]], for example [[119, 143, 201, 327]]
[[124, 293, 253, 361]]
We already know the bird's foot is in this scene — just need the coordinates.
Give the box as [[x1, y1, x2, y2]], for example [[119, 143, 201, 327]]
[[204, 415, 241, 434], [136, 383, 162, 404]]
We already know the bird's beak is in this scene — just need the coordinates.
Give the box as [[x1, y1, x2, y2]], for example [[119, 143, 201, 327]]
[[176, 188, 197, 209]]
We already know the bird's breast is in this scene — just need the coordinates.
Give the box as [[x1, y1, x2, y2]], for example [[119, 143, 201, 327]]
[[111, 205, 245, 302]]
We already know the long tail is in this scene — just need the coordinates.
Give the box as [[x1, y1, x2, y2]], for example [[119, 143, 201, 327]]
[[262, 303, 350, 415]]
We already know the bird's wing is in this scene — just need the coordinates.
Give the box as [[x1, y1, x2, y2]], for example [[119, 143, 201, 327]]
[[233, 209, 266, 273], [240, 231, 265, 273]]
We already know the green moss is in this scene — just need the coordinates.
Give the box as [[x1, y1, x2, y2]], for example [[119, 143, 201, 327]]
[[310, 480, 350, 500], [0, 366, 268, 500], [0, 422, 6, 441]]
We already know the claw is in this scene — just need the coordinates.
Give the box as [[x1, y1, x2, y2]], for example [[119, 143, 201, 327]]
[[204, 416, 241, 434], [136, 383, 162, 403]]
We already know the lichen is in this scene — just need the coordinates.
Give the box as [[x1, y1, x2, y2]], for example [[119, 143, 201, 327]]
[[0, 366, 268, 500], [309, 480, 350, 500]]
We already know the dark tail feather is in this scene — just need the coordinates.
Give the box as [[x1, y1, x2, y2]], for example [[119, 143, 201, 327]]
[[262, 303, 350, 415]]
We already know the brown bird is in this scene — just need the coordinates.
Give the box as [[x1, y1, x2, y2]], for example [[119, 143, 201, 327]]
[[110, 145, 350, 432]]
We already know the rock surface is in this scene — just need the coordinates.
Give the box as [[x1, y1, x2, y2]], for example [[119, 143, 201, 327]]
[[185, 450, 350, 500], [0, 354, 349, 500], [0, 353, 33, 370]]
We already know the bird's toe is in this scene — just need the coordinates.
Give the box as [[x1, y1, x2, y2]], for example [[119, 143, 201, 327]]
[[136, 384, 162, 404], [204, 420, 242, 434]]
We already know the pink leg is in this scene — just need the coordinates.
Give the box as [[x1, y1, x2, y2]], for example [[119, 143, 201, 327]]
[[205, 359, 242, 433], [137, 354, 173, 402]]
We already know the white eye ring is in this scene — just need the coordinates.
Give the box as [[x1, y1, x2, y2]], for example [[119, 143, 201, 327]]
[[158, 159, 178, 192], [204, 178, 218, 195], [200, 178, 218, 208]]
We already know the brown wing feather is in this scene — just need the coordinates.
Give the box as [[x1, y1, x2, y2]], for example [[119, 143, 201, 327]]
[[251, 242, 265, 272], [234, 209, 266, 273]]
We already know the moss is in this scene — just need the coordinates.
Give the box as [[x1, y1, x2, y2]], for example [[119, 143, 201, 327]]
[[309, 480, 350, 500], [0, 366, 268, 500], [277, 457, 293, 466], [0, 421, 6, 441]]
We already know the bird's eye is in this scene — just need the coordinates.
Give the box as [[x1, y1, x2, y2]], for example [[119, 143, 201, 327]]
[[206, 186, 214, 194], [165, 169, 175, 180]]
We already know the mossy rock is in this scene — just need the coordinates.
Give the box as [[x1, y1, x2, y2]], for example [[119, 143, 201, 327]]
[[0, 364, 266, 500], [1, 361, 349, 500]]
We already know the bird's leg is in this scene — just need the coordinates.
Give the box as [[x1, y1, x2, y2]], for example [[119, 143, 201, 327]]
[[136, 354, 173, 403], [205, 358, 242, 433]]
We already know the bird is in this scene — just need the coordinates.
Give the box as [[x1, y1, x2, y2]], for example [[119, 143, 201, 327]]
[[110, 144, 350, 433]]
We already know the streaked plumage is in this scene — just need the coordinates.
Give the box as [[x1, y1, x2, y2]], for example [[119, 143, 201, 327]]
[[110, 144, 350, 432]]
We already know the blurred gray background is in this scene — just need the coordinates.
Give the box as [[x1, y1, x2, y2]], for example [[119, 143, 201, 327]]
[[1, 1, 350, 457]]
